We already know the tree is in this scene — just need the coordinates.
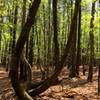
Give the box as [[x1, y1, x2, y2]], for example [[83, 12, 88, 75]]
[[88, 0, 96, 82], [98, 0, 100, 94], [29, 26, 34, 66], [69, 0, 81, 78], [53, 0, 59, 70], [19, 0, 27, 81], [12, 1, 18, 56], [76, 0, 82, 76], [10, 0, 41, 99], [28, 0, 81, 97]]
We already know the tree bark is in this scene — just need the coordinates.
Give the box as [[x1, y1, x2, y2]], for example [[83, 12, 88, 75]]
[[29, 26, 34, 66], [12, 2, 18, 55], [69, 0, 81, 78], [19, 0, 27, 81], [98, 61, 100, 94], [76, 0, 82, 76], [10, 0, 41, 99], [53, 0, 59, 68], [88, 1, 96, 82]]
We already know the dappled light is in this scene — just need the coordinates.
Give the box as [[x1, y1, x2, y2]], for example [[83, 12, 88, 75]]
[[0, 0, 100, 99]]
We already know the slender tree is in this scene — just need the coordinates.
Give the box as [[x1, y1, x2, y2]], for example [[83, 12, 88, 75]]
[[69, 0, 81, 78], [29, 26, 34, 66], [19, 0, 27, 81], [76, 0, 82, 76], [12, 1, 18, 55], [53, 0, 59, 68], [88, 1, 96, 82], [98, 61, 100, 94], [98, 0, 100, 94]]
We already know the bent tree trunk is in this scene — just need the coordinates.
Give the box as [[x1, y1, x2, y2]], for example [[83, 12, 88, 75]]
[[20, 53, 32, 90], [10, 0, 41, 100], [28, 0, 80, 97]]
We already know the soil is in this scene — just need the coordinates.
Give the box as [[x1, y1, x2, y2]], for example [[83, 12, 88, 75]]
[[0, 66, 100, 100]]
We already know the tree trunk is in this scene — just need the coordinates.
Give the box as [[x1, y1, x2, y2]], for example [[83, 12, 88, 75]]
[[10, 0, 41, 99], [19, 0, 27, 81], [12, 3, 18, 55], [0, 17, 3, 63], [76, 0, 82, 76], [98, 61, 100, 94], [20, 53, 32, 90], [88, 1, 96, 82], [69, 0, 81, 78], [29, 26, 34, 66], [53, 0, 59, 68], [98, 0, 100, 94], [47, 0, 51, 66]]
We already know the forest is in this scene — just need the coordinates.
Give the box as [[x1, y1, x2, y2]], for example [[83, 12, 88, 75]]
[[0, 0, 100, 100]]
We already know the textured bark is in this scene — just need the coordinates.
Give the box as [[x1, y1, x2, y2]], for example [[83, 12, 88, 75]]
[[47, 0, 51, 66], [10, 0, 41, 99], [9, 5, 18, 75], [0, 17, 3, 52], [20, 53, 32, 90], [76, 0, 82, 76], [12, 4, 18, 55], [69, 0, 80, 78], [29, 26, 34, 66], [88, 1, 96, 82], [0, 17, 3, 63], [53, 0, 59, 68], [19, 0, 27, 81], [98, 0, 100, 94], [43, 4, 47, 66], [22, 0, 26, 28], [28, 0, 80, 97], [98, 61, 100, 94]]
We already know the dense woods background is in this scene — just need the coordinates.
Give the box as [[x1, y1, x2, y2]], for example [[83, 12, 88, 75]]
[[0, 0, 100, 99]]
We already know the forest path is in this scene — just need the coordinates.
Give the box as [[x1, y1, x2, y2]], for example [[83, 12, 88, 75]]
[[0, 67, 100, 100]]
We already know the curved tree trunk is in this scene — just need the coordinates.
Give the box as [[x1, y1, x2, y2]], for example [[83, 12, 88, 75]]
[[10, 0, 41, 99], [20, 52, 32, 90]]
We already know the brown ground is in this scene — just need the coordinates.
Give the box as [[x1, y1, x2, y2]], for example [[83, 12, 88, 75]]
[[0, 66, 100, 100]]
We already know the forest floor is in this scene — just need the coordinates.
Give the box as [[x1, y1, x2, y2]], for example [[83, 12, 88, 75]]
[[0, 66, 100, 100]]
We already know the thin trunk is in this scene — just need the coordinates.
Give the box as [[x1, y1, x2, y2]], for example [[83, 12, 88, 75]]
[[0, 17, 3, 63], [76, 0, 82, 76], [47, 0, 51, 66], [53, 0, 59, 68], [12, 3, 18, 55], [29, 26, 34, 66], [19, 0, 27, 81], [98, 0, 100, 94], [98, 61, 100, 94], [88, 1, 96, 82], [42, 4, 47, 66], [69, 0, 80, 78]]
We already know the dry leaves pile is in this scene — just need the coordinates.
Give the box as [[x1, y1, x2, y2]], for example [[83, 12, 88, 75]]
[[0, 67, 100, 100]]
